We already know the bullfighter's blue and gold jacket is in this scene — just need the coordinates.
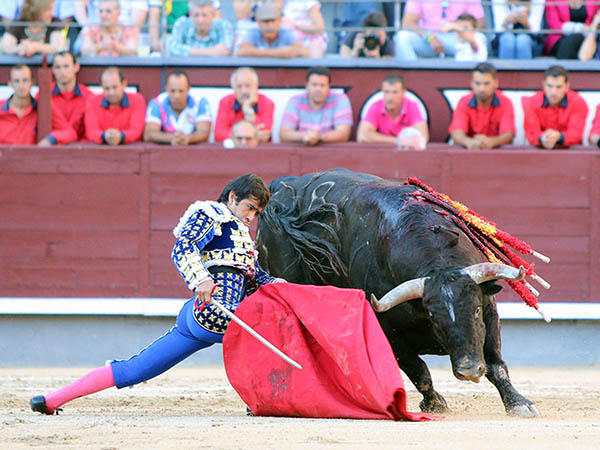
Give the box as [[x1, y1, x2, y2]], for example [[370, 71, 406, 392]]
[[171, 201, 275, 333]]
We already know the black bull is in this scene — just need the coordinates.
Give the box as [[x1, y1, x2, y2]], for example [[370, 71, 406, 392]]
[[257, 169, 539, 417]]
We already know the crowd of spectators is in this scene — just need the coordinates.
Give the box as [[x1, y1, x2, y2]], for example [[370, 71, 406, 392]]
[[2, 51, 600, 150], [3, 1, 600, 62]]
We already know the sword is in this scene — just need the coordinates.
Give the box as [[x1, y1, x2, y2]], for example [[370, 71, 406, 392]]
[[208, 295, 303, 370]]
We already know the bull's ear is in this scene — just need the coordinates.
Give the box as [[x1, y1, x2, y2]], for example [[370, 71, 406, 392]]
[[480, 281, 503, 296]]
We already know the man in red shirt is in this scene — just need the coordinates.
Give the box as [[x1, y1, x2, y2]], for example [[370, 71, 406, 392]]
[[47, 51, 93, 143], [0, 65, 75, 146], [214, 67, 274, 143], [587, 107, 600, 148], [521, 65, 588, 149], [449, 63, 515, 150], [84, 66, 146, 145]]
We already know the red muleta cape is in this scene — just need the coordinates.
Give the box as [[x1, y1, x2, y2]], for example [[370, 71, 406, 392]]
[[223, 283, 439, 421]]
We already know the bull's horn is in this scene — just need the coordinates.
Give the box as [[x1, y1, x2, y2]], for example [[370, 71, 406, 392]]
[[463, 263, 526, 284], [370, 278, 427, 312]]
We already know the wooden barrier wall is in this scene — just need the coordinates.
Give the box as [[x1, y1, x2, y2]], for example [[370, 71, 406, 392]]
[[1, 144, 599, 303]]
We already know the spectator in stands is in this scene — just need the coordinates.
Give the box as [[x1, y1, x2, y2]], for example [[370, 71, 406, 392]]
[[237, 2, 307, 58], [521, 65, 588, 149], [280, 0, 328, 58], [451, 13, 488, 61], [0, 65, 38, 145], [143, 70, 211, 145], [80, 0, 139, 56], [229, 119, 260, 148], [232, 0, 258, 52], [339, 12, 394, 58], [492, 0, 545, 59], [397, 126, 427, 150], [395, 0, 485, 60], [84, 67, 146, 145], [1, 0, 67, 57], [279, 66, 352, 146], [42, 51, 93, 144], [586, 104, 600, 148], [0, 64, 75, 145], [167, 0, 232, 56], [577, 10, 600, 60], [74, 0, 148, 29], [149, 1, 222, 53], [449, 63, 515, 150], [544, 0, 599, 59], [357, 74, 428, 145], [0, 0, 75, 25], [214, 67, 274, 143], [73, 0, 148, 54]]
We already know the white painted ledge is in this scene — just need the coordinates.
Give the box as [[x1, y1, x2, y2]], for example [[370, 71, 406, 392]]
[[0, 298, 599, 320]]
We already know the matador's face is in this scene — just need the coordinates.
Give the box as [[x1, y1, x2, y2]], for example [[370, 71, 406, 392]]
[[227, 193, 263, 227]]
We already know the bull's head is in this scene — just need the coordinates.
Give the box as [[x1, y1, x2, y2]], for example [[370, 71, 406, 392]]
[[370, 263, 525, 383]]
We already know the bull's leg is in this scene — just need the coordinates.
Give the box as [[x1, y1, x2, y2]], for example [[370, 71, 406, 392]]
[[391, 345, 448, 414], [483, 303, 540, 418]]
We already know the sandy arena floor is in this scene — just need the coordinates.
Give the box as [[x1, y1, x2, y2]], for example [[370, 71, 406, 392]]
[[1, 366, 599, 449]]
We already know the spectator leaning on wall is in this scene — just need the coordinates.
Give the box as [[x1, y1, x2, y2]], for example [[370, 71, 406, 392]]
[[449, 63, 515, 150], [214, 67, 274, 143], [0, 64, 75, 146], [80, 0, 139, 56], [143, 70, 212, 145], [167, 0, 232, 57], [521, 65, 588, 149], [586, 103, 600, 148], [357, 74, 429, 145], [1, 0, 67, 57], [84, 67, 146, 145], [279, 66, 353, 146], [41, 51, 93, 144], [236, 2, 307, 58]]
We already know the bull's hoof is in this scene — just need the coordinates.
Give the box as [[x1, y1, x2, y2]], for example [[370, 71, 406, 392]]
[[419, 393, 449, 414], [506, 403, 540, 418]]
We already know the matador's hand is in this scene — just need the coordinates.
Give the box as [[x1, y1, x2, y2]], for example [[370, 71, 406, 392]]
[[195, 279, 218, 304]]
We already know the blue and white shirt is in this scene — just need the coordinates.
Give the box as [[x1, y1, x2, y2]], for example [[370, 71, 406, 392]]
[[145, 92, 211, 135]]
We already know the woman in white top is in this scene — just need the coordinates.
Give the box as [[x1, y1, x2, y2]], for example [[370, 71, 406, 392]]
[[492, 0, 545, 59]]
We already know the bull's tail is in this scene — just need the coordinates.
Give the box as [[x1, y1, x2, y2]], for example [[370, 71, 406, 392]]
[[261, 183, 348, 283]]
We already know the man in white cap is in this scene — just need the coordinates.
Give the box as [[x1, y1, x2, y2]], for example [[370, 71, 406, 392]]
[[237, 2, 306, 58]]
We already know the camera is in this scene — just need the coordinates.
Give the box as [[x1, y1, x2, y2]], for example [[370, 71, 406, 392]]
[[363, 33, 381, 51]]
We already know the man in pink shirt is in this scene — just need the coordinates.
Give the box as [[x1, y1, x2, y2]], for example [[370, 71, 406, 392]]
[[396, 0, 485, 60], [357, 74, 428, 145]]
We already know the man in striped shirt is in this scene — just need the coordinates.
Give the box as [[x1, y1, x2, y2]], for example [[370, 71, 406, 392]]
[[167, 0, 233, 57], [279, 66, 353, 146]]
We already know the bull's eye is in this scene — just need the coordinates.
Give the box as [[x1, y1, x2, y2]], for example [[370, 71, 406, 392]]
[[475, 306, 481, 317]]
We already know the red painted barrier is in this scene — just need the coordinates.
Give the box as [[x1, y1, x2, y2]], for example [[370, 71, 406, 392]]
[[1, 143, 598, 303]]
